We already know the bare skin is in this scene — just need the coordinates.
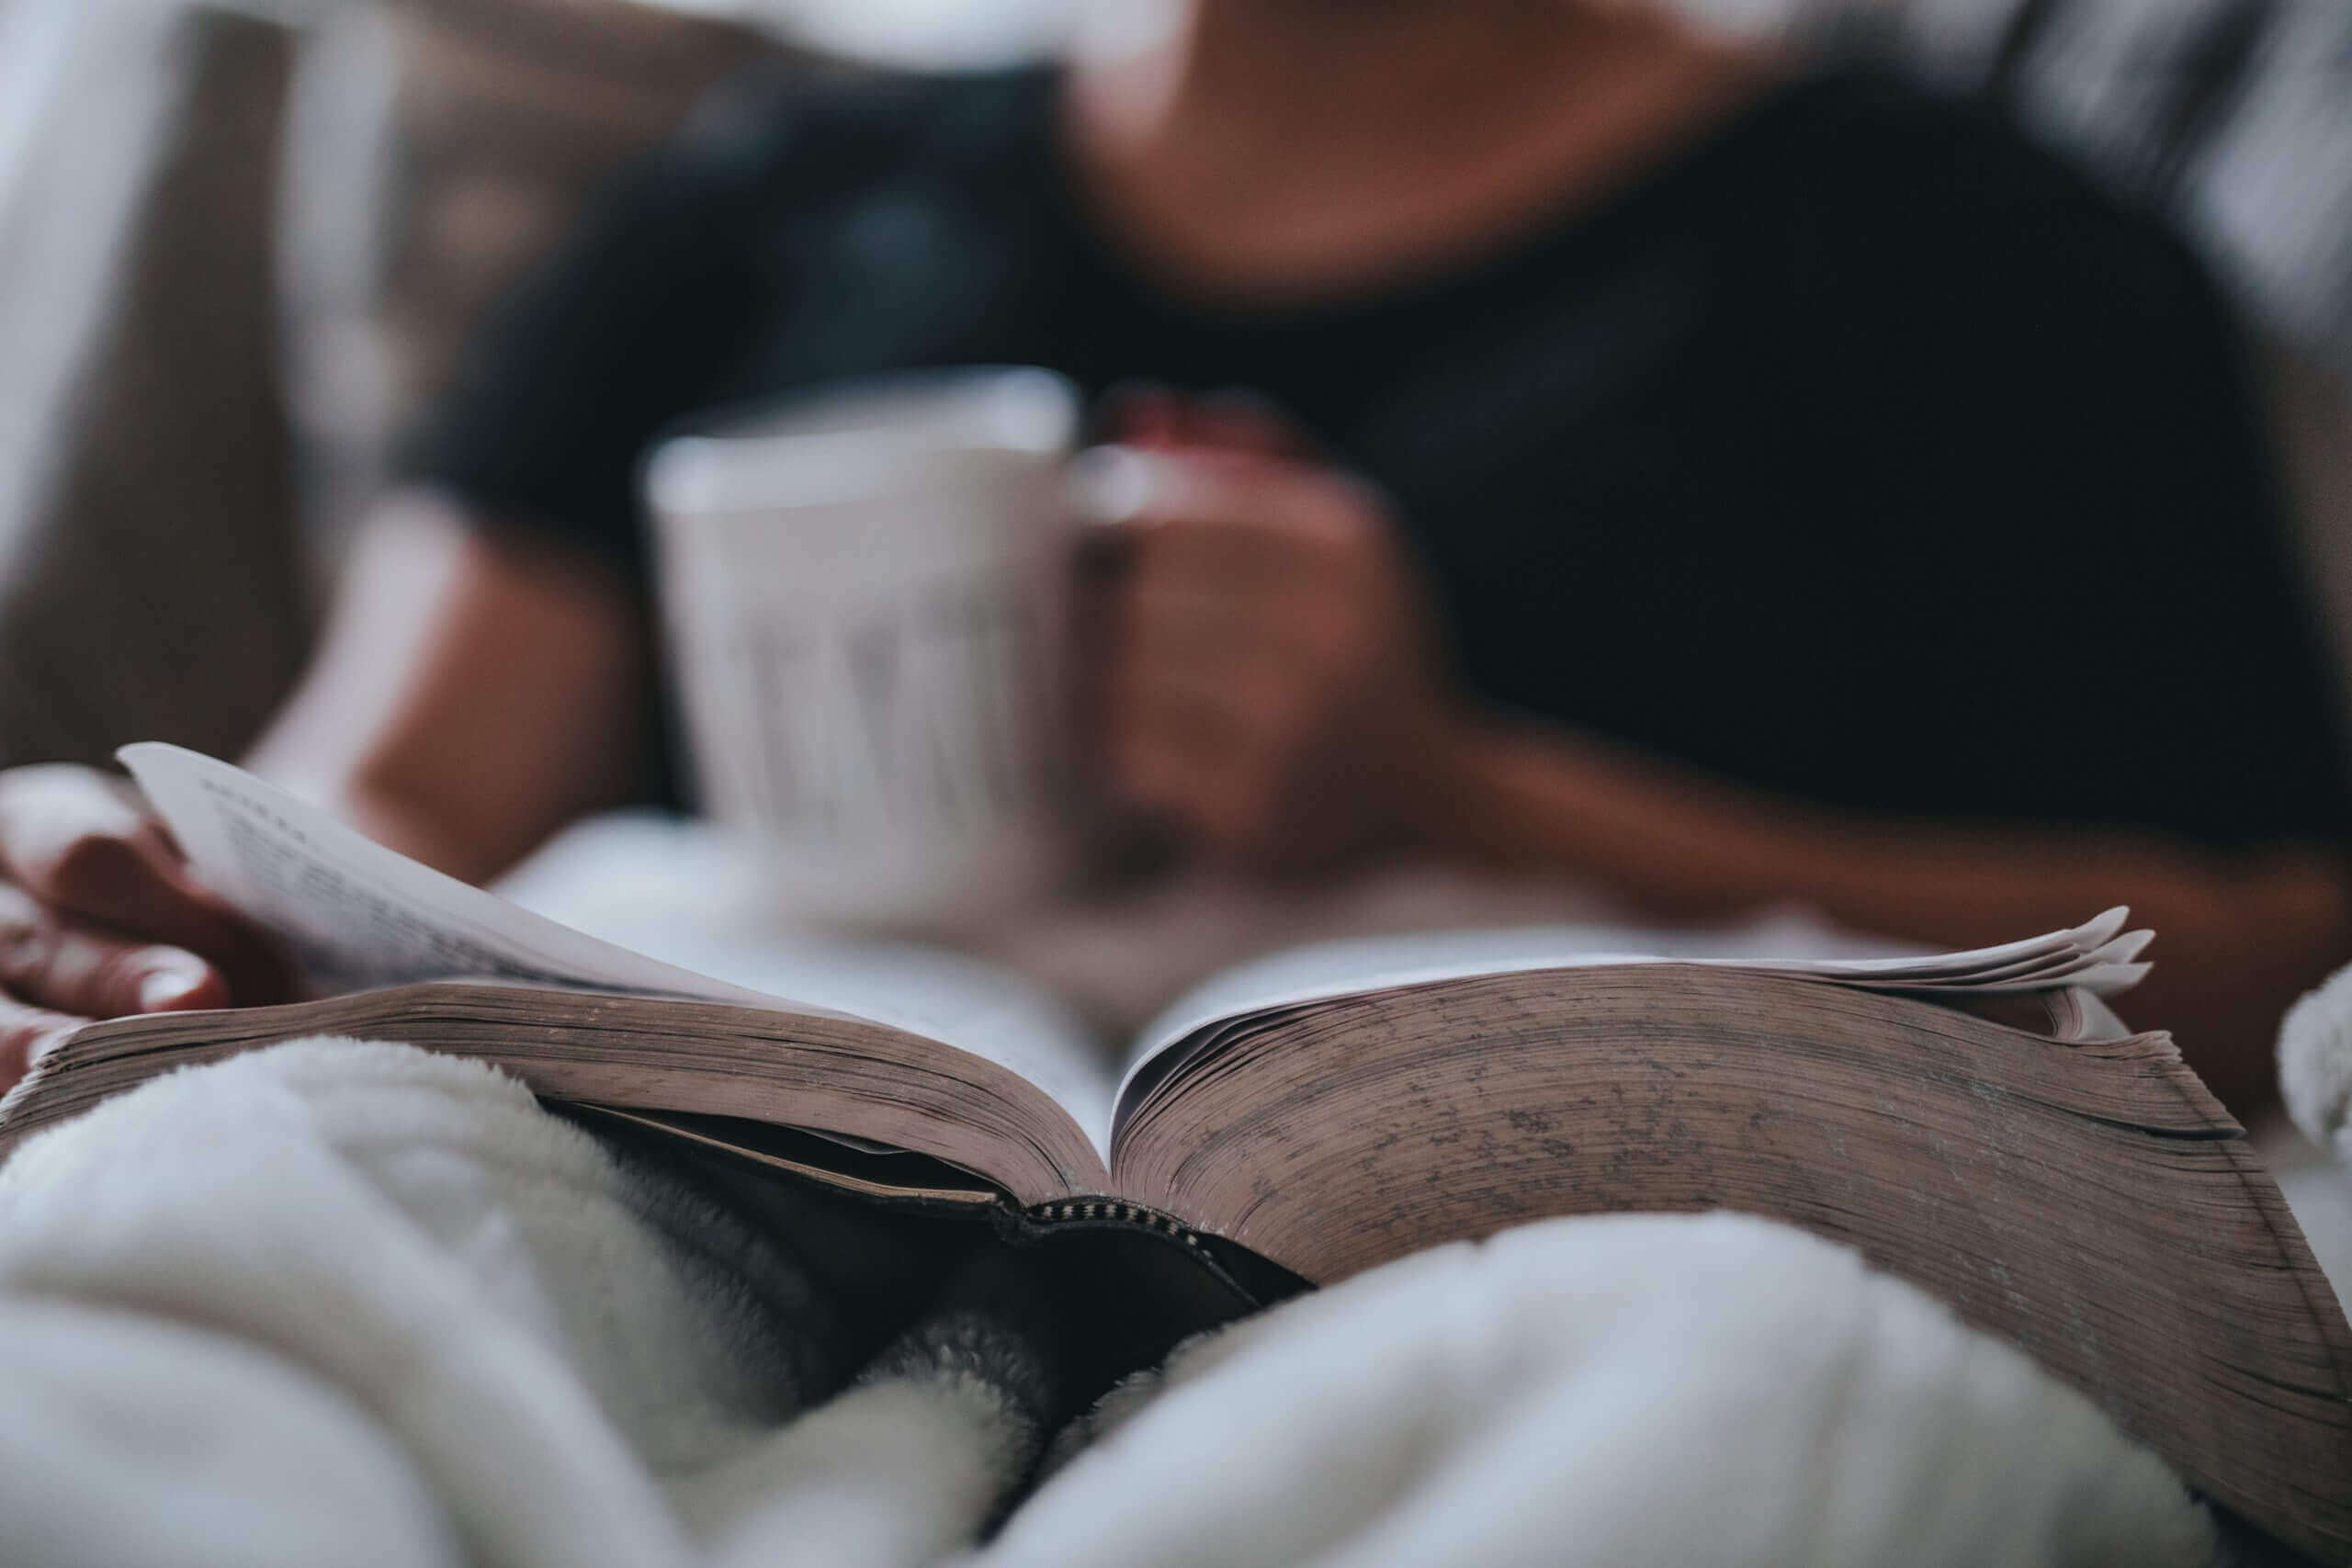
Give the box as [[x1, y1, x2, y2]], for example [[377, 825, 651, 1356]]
[[0, 0, 2339, 1114], [1064, 0, 1762, 304]]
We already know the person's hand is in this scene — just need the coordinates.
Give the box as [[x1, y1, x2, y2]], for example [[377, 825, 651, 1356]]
[[0, 765, 288, 1092], [1080, 397, 1457, 870]]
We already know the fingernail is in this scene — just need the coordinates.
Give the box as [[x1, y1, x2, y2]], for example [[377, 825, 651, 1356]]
[[1070, 446, 1170, 526], [137, 953, 214, 1011]]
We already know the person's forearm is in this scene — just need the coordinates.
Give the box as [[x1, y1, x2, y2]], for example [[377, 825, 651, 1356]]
[[243, 496, 649, 886], [1403, 709, 2352, 1110], [243, 502, 488, 877]]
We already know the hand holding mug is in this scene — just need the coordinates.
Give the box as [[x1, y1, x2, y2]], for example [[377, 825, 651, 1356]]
[[1081, 409, 1453, 872]]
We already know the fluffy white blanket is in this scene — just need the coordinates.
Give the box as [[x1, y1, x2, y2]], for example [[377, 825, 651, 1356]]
[[0, 1040, 2213, 1568], [2284, 964, 2352, 1165]]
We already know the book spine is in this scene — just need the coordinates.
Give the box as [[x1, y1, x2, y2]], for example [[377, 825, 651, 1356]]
[[1024, 1198, 1212, 1253]]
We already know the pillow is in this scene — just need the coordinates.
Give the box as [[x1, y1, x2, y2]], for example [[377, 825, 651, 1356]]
[[281, 0, 797, 545], [0, 2, 309, 771], [0, 0, 796, 773]]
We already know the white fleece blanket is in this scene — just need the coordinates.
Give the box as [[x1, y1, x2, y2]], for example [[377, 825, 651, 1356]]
[[0, 1040, 2214, 1568]]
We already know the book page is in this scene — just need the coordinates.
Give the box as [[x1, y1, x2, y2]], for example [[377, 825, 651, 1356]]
[[653, 939, 1112, 1149], [1114, 910, 2154, 1137], [124, 745, 797, 1003], [120, 746, 1114, 1141], [494, 819, 1115, 1147]]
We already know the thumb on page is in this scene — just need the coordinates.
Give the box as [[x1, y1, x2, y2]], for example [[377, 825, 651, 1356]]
[[0, 764, 288, 1005], [0, 886, 231, 1019]]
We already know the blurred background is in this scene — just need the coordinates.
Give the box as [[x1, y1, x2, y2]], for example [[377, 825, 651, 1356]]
[[0, 0, 2348, 780]]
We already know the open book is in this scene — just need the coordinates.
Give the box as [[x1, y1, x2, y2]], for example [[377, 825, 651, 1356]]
[[3, 745, 2349, 1562]]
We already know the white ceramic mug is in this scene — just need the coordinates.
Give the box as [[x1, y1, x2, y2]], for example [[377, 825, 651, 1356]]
[[647, 367, 1084, 929]]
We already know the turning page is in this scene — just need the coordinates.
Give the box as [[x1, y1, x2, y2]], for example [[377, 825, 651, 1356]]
[[119, 746, 1116, 1138], [123, 744, 797, 1003]]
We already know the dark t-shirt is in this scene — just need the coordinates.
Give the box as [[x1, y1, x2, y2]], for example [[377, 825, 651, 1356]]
[[399, 62, 2350, 848]]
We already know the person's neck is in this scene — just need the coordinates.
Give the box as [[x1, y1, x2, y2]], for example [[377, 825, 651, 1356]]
[[1086, 1, 1678, 161], [1065, 0, 1766, 303]]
